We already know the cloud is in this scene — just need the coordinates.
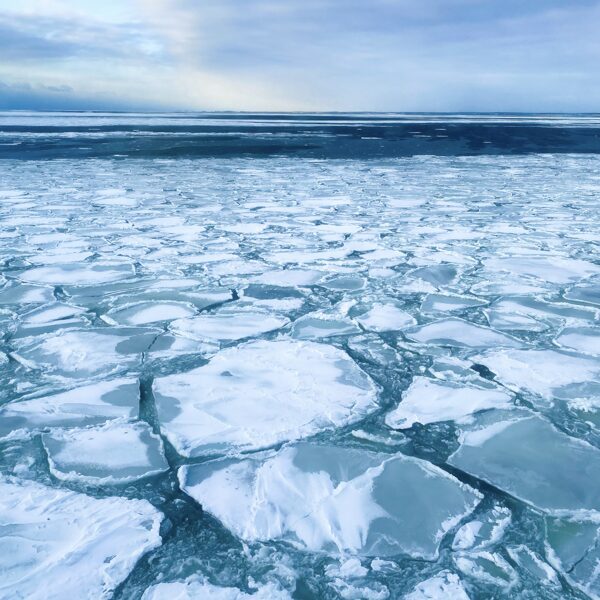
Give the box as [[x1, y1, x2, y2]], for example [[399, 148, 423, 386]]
[[1, 0, 600, 110]]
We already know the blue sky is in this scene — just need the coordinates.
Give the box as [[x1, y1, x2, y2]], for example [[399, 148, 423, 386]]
[[1, 0, 599, 111]]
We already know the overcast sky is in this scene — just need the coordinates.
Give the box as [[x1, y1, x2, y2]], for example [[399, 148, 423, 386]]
[[1, 0, 599, 112]]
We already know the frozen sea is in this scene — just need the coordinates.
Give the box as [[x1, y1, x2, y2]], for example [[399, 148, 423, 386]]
[[1, 111, 600, 600]]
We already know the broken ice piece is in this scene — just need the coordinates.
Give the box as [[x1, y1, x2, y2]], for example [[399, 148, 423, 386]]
[[420, 293, 486, 314], [0, 378, 139, 438], [454, 551, 518, 588], [545, 516, 600, 599], [355, 303, 416, 332], [153, 339, 378, 457], [179, 442, 481, 559], [290, 314, 360, 339], [42, 421, 169, 484], [0, 476, 162, 600], [404, 318, 522, 348], [449, 413, 600, 514], [452, 505, 512, 551], [108, 301, 197, 326], [170, 312, 289, 342], [385, 377, 512, 430], [404, 571, 470, 600], [506, 545, 559, 588], [142, 579, 292, 599], [554, 326, 600, 357], [471, 348, 600, 407]]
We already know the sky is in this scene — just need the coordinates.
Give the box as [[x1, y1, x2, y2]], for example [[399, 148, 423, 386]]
[[1, 0, 599, 112]]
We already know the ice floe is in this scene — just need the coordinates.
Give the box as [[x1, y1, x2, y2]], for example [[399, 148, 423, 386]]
[[404, 571, 470, 600], [452, 505, 512, 552], [153, 339, 378, 457], [554, 326, 600, 356], [545, 516, 600, 599], [355, 303, 416, 332], [449, 413, 600, 514], [142, 579, 292, 600], [472, 348, 600, 407], [0, 378, 139, 438], [42, 420, 168, 484], [179, 442, 481, 558], [0, 476, 162, 600], [385, 377, 513, 429], [19, 263, 134, 286], [405, 318, 522, 348], [170, 312, 289, 343]]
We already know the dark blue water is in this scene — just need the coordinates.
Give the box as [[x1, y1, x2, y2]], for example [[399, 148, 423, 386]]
[[1, 112, 600, 159]]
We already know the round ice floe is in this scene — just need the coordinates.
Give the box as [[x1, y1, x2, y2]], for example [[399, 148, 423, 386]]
[[179, 442, 481, 558], [170, 312, 289, 343], [153, 339, 378, 457], [0, 476, 162, 600], [18, 263, 134, 286], [290, 315, 360, 339], [42, 421, 169, 484], [109, 301, 197, 326], [355, 303, 416, 332]]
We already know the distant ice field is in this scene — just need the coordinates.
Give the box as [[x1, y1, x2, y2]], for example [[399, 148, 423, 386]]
[[1, 120, 600, 599]]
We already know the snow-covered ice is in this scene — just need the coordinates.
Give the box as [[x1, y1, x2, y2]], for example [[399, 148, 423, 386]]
[[404, 318, 522, 348], [404, 571, 470, 600], [180, 442, 481, 558], [0, 378, 139, 438], [153, 339, 378, 456], [0, 476, 162, 600], [42, 420, 169, 484], [385, 377, 513, 429]]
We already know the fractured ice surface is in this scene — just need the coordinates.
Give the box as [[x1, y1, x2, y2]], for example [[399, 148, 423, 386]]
[[385, 377, 513, 430], [0, 378, 139, 438], [42, 420, 168, 484], [3, 144, 600, 599], [153, 339, 378, 456], [0, 476, 162, 600], [180, 442, 481, 558], [449, 414, 600, 514]]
